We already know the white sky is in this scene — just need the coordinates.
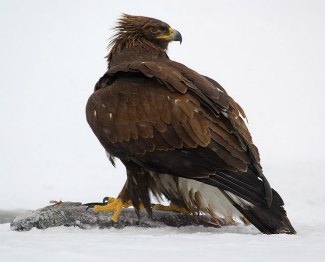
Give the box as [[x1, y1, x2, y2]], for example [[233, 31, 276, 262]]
[[0, 0, 324, 211]]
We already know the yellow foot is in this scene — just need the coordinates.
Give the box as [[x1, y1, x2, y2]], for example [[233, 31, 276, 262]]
[[94, 197, 133, 222], [152, 203, 190, 214]]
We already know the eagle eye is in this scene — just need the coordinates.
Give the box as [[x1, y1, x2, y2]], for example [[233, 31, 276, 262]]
[[149, 27, 159, 34], [160, 26, 168, 33], [149, 26, 168, 34]]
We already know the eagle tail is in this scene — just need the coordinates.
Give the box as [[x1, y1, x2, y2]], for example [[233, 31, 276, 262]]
[[225, 189, 296, 234]]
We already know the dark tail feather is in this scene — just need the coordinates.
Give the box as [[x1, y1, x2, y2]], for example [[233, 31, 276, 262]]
[[226, 189, 296, 234]]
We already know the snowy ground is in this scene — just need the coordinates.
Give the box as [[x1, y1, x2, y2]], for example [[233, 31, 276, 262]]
[[1, 223, 325, 262], [1, 162, 325, 262], [1, 161, 324, 261], [1, 0, 325, 261]]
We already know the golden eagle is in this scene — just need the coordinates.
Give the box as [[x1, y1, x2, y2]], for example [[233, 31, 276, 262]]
[[86, 14, 295, 234]]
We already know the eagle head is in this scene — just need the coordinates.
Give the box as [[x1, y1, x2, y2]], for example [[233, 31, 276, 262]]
[[108, 14, 182, 59]]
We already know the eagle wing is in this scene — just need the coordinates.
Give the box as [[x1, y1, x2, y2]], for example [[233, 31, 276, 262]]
[[87, 60, 272, 208]]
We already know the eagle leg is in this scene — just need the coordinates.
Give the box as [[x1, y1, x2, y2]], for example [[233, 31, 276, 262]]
[[152, 203, 190, 214]]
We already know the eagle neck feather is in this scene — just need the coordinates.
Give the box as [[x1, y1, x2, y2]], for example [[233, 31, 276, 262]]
[[107, 35, 166, 66], [107, 44, 169, 68]]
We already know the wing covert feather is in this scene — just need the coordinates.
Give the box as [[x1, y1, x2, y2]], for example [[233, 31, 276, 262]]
[[88, 84, 252, 174], [89, 59, 261, 177]]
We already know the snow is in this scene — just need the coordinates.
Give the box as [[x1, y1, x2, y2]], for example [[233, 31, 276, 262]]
[[1, 0, 325, 261], [1, 223, 325, 262]]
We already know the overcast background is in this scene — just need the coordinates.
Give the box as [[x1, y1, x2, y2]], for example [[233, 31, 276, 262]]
[[0, 0, 324, 228]]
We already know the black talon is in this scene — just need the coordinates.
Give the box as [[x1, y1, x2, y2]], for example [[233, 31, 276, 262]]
[[83, 197, 110, 211], [103, 197, 109, 203]]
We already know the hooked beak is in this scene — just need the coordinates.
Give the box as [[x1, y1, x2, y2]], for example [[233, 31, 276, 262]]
[[169, 28, 182, 44], [156, 27, 182, 44]]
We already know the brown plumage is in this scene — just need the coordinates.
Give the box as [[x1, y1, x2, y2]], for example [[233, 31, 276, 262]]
[[86, 14, 296, 234]]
